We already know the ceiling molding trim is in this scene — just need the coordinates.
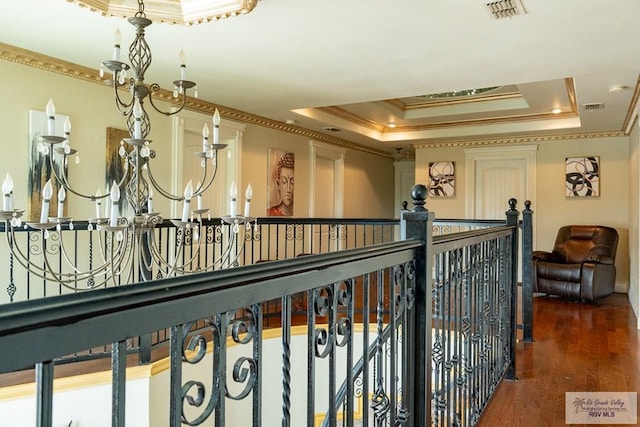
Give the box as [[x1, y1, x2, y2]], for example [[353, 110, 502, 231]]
[[316, 106, 386, 132], [387, 110, 578, 132], [564, 77, 578, 114], [414, 131, 626, 149], [0, 42, 104, 85], [622, 73, 640, 134], [0, 42, 393, 159], [316, 102, 579, 135]]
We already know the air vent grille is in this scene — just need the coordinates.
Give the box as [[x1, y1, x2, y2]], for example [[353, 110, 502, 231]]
[[483, 0, 526, 19], [583, 102, 605, 111]]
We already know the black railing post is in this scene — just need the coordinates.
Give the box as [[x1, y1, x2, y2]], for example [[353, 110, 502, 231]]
[[400, 184, 434, 426], [505, 198, 519, 381], [521, 200, 534, 342]]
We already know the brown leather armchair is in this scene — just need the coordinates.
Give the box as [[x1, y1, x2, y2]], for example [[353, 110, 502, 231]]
[[533, 225, 619, 301]]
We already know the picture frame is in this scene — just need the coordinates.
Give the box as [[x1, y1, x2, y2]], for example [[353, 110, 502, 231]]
[[267, 149, 295, 216], [428, 161, 455, 197], [565, 156, 599, 197]]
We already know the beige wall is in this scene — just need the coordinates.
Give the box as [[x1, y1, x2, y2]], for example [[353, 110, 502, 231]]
[[0, 59, 395, 222], [416, 137, 631, 293]]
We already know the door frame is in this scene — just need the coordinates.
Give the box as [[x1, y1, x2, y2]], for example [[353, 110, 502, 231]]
[[308, 140, 345, 217], [464, 144, 538, 219]]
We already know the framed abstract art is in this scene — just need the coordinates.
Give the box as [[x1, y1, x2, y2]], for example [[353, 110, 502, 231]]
[[428, 161, 455, 197], [565, 156, 599, 197]]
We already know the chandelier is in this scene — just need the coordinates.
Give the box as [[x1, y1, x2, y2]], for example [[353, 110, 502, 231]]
[[0, 0, 255, 290]]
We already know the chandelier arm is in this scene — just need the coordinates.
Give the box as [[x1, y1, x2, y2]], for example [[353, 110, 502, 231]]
[[112, 78, 135, 115], [147, 83, 188, 117], [113, 233, 135, 281], [169, 228, 207, 272], [107, 233, 122, 288], [47, 149, 131, 201], [55, 229, 121, 280], [138, 236, 156, 278], [8, 230, 109, 290], [146, 230, 185, 276], [94, 228, 131, 276], [218, 232, 239, 269], [145, 163, 184, 201], [193, 153, 219, 197], [203, 230, 238, 271], [56, 232, 110, 277], [221, 232, 248, 269]]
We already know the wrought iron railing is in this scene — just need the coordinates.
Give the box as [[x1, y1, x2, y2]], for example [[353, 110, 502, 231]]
[[0, 191, 532, 426]]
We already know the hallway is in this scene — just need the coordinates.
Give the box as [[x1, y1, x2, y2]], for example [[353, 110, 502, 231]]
[[477, 293, 639, 426]]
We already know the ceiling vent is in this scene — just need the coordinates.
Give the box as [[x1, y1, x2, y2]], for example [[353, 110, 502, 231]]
[[583, 102, 605, 111], [483, 0, 526, 19]]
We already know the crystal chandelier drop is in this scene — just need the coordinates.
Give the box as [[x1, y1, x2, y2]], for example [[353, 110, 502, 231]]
[[0, 0, 255, 290]]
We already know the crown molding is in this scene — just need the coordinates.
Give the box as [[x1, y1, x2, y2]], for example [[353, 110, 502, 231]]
[[623, 73, 640, 134], [414, 131, 627, 149], [0, 42, 393, 159]]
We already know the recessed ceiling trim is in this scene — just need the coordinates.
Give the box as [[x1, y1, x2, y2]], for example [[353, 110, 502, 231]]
[[393, 91, 523, 110], [317, 103, 579, 135], [564, 77, 578, 114], [315, 106, 386, 132], [402, 96, 529, 120]]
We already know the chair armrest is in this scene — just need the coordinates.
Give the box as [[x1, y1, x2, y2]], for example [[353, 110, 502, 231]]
[[532, 251, 561, 262], [582, 255, 615, 265]]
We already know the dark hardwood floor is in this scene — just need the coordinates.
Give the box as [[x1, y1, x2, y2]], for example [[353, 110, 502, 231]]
[[478, 293, 640, 427]]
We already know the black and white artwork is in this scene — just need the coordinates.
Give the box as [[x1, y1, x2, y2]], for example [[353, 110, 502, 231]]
[[565, 156, 599, 197], [428, 161, 455, 197]]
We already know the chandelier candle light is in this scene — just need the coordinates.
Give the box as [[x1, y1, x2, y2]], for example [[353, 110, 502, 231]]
[[0, 0, 255, 290]]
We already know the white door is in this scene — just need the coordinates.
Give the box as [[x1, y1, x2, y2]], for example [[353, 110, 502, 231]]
[[465, 145, 537, 220], [475, 159, 526, 219]]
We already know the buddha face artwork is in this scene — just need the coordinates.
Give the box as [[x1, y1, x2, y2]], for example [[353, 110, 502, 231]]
[[267, 149, 295, 216]]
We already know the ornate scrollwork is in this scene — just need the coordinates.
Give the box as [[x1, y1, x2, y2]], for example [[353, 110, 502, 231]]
[[286, 224, 295, 241], [225, 306, 258, 401], [176, 316, 223, 426], [226, 356, 257, 401]]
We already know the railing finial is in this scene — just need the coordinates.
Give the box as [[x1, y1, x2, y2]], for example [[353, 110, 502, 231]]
[[411, 184, 428, 212], [508, 198, 517, 212], [524, 200, 531, 211]]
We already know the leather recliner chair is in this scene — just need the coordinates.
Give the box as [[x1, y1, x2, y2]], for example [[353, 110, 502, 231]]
[[533, 225, 619, 301]]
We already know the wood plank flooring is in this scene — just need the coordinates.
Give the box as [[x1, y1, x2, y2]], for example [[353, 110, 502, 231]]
[[477, 293, 640, 427]]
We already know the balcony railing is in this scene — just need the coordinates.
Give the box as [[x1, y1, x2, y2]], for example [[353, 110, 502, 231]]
[[0, 190, 533, 426]]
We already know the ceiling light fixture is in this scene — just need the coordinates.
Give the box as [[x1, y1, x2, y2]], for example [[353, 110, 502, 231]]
[[0, 0, 256, 290], [608, 85, 628, 94], [552, 108, 562, 114], [388, 122, 397, 128], [69, 0, 259, 25]]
